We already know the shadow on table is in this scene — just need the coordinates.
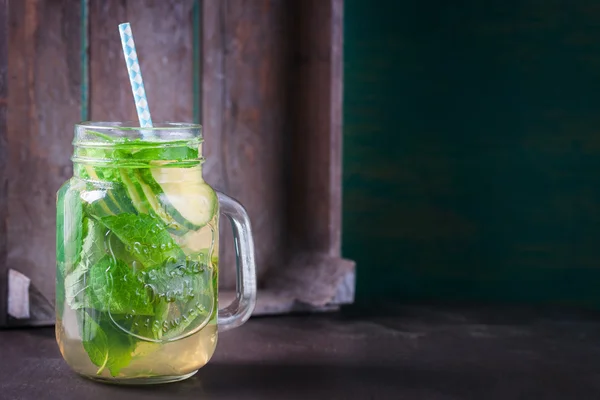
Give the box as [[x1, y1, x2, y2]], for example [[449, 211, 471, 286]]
[[103, 363, 403, 400], [182, 362, 596, 400], [197, 363, 401, 395], [14, 361, 597, 400]]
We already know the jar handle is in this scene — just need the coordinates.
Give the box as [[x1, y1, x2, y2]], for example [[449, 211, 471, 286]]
[[216, 192, 257, 331]]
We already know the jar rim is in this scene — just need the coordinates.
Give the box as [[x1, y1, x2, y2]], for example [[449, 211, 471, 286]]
[[76, 121, 202, 130], [75, 121, 203, 145], [72, 121, 204, 166]]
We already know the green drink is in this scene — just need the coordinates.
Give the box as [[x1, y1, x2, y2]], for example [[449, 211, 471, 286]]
[[56, 123, 255, 383]]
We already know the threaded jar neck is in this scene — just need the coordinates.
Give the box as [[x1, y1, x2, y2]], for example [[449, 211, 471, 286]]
[[72, 122, 204, 171]]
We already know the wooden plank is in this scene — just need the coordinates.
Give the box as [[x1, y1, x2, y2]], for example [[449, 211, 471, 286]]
[[7, 0, 81, 309], [286, 0, 344, 256], [203, 0, 288, 288], [88, 0, 130, 121], [0, 0, 7, 326], [89, 0, 195, 122]]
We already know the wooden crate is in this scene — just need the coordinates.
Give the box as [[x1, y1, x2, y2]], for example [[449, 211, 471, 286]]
[[0, 0, 6, 327], [0, 0, 353, 326]]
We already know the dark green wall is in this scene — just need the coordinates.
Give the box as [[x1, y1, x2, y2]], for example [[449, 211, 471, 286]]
[[342, 0, 600, 307]]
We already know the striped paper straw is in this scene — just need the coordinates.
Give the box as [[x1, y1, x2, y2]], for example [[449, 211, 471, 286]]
[[118, 22, 153, 128]]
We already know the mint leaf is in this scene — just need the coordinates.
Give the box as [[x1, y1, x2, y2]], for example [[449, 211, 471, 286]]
[[56, 183, 83, 272], [65, 218, 107, 310], [131, 146, 198, 162], [67, 217, 144, 376], [144, 253, 216, 340], [102, 319, 135, 376], [99, 213, 184, 268], [56, 182, 84, 317], [80, 311, 136, 377], [80, 311, 109, 374], [142, 258, 205, 302], [88, 255, 154, 315]]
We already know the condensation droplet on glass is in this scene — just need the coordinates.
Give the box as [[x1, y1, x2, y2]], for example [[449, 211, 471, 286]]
[[160, 244, 166, 250], [133, 242, 142, 254]]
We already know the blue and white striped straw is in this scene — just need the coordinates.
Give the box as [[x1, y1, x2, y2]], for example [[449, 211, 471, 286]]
[[118, 22, 153, 128]]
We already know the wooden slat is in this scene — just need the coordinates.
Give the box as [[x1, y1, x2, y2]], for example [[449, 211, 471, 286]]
[[0, 0, 8, 326], [7, 0, 81, 308], [89, 0, 195, 122], [287, 0, 344, 256], [203, 0, 288, 288], [88, 0, 130, 121]]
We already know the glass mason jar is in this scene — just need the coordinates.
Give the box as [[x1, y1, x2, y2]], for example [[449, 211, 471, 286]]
[[55, 122, 256, 384]]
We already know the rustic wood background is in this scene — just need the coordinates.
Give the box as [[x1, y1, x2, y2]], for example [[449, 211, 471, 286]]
[[7, 0, 81, 306], [286, 0, 344, 256], [2, 0, 350, 318], [89, 0, 196, 123], [0, 0, 8, 326], [203, 0, 288, 287]]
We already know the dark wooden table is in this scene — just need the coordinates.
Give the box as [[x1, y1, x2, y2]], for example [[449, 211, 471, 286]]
[[2, 305, 600, 399]]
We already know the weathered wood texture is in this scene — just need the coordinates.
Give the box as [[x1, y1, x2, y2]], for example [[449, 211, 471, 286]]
[[287, 0, 344, 255], [7, 0, 80, 307], [203, 0, 289, 288], [0, 0, 8, 326], [2, 0, 351, 320], [89, 0, 195, 122], [205, 0, 353, 306], [254, 0, 354, 313]]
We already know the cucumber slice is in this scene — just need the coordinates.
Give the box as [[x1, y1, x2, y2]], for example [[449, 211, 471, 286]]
[[139, 167, 218, 231], [120, 169, 150, 215], [82, 166, 136, 217], [112, 165, 217, 233], [133, 169, 189, 235], [118, 168, 189, 234]]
